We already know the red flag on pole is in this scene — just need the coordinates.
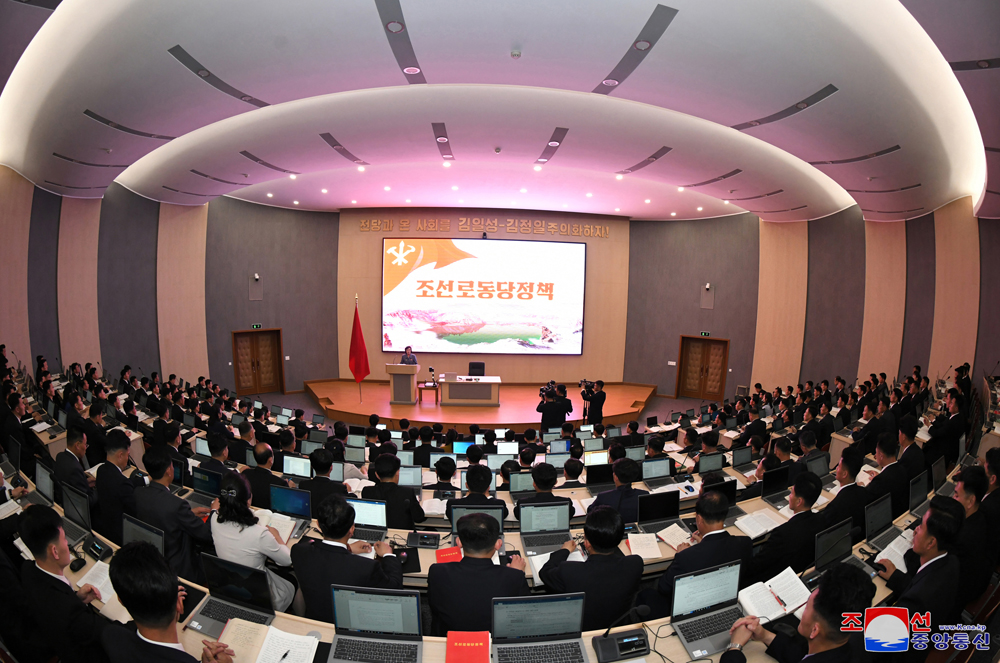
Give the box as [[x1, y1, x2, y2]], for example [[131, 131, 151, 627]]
[[349, 300, 370, 383]]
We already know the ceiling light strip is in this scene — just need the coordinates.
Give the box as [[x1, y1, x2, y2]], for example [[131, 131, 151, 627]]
[[431, 123, 454, 159], [681, 168, 742, 188], [592, 4, 678, 95], [43, 180, 108, 190], [731, 84, 838, 131], [616, 146, 672, 174], [950, 57, 1000, 71], [535, 127, 569, 163], [167, 45, 268, 107], [744, 204, 807, 214], [190, 169, 242, 186], [732, 189, 783, 201], [52, 152, 129, 168], [809, 144, 901, 166], [83, 109, 174, 140], [374, 0, 427, 84], [985, 147, 1000, 154], [319, 133, 370, 166], [163, 186, 211, 197], [239, 150, 299, 174], [845, 183, 921, 194]]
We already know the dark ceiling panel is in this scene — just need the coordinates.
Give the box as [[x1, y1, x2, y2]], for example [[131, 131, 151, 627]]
[[43, 180, 107, 190], [592, 4, 679, 94], [83, 109, 175, 140], [431, 122, 454, 159], [167, 45, 268, 107], [682, 168, 742, 188], [239, 150, 299, 174], [163, 185, 211, 196], [535, 127, 569, 164], [808, 144, 900, 166], [52, 152, 129, 168], [615, 146, 672, 174], [732, 189, 783, 201], [731, 84, 838, 131], [950, 57, 1000, 71], [374, 0, 427, 84], [191, 169, 242, 185], [320, 133, 370, 166], [846, 183, 921, 194]]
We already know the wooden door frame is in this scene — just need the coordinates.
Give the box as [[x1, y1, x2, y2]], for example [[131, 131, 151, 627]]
[[231, 328, 286, 395], [674, 335, 730, 400]]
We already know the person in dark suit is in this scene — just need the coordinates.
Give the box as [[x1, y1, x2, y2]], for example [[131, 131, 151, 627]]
[[298, 448, 349, 506], [560, 457, 585, 489], [733, 399, 750, 427], [411, 426, 446, 468], [789, 405, 822, 452], [724, 563, 875, 663], [101, 541, 234, 663], [878, 497, 964, 660], [588, 458, 648, 523], [4, 391, 45, 480], [923, 394, 964, 467], [512, 462, 573, 519], [749, 472, 826, 582], [169, 392, 186, 422], [537, 388, 571, 432], [427, 512, 530, 635], [0, 529, 47, 663], [981, 448, 1000, 549], [55, 424, 97, 505], [241, 443, 290, 510], [424, 455, 458, 491], [540, 506, 644, 631], [896, 414, 925, 480], [290, 494, 403, 624], [18, 505, 111, 663], [950, 466, 997, 610], [580, 380, 607, 424], [739, 454, 781, 500], [639, 490, 754, 619], [820, 447, 869, 541], [834, 393, 852, 431], [863, 434, 909, 519], [446, 463, 509, 521], [199, 433, 236, 477], [134, 447, 216, 581], [815, 402, 835, 448], [733, 408, 766, 449], [362, 454, 426, 529], [850, 403, 882, 455], [788, 431, 823, 483], [81, 400, 110, 467], [95, 430, 146, 545]]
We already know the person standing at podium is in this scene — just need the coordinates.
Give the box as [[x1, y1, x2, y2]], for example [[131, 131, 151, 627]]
[[400, 346, 418, 365]]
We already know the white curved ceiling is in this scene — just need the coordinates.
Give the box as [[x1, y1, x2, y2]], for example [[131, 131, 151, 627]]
[[0, 0, 989, 222]]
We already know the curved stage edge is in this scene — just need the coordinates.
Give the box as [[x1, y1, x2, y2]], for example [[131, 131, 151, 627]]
[[305, 379, 656, 433]]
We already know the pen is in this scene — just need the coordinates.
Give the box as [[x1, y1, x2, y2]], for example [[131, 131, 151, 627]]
[[279, 650, 291, 661]]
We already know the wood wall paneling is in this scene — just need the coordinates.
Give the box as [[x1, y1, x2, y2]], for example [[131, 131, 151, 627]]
[[928, 197, 980, 379], [858, 220, 907, 381], [974, 218, 1000, 380], [157, 202, 210, 385], [338, 209, 629, 384], [0, 166, 36, 370], [897, 213, 935, 381], [57, 197, 103, 369], [750, 220, 809, 390]]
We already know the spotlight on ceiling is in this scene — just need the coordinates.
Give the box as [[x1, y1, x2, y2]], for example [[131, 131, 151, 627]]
[[451, 186, 459, 190], [266, 193, 273, 198], [386, 21, 405, 33], [442, 161, 451, 168], [724, 200, 729, 204], [634, 40, 652, 51], [697, 207, 703, 211], [796, 102, 808, 109], [436, 136, 449, 143], [977, 60, 991, 68], [405, 199, 411, 203], [289, 174, 296, 179], [548, 141, 560, 147], [537, 158, 548, 162], [585, 193, 593, 197], [384, 186, 391, 191], [520, 188, 527, 193], [403, 66, 421, 74], [616, 174, 623, 180], [197, 69, 210, 78], [671, 212, 676, 216], [533, 165, 542, 172], [602, 79, 619, 86], [645, 199, 651, 204], [677, 187, 684, 192], [240, 95, 253, 102], [358, 166, 365, 172], [615, 208, 620, 212], [293, 201, 299, 205], [321, 189, 328, 193], [351, 200, 357, 204]]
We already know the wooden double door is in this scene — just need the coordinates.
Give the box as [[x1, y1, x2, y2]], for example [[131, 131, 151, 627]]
[[677, 336, 729, 401], [232, 329, 284, 395]]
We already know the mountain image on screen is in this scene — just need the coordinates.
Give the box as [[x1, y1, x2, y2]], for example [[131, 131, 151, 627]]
[[382, 238, 585, 355]]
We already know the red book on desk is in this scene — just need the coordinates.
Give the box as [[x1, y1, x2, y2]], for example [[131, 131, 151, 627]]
[[446, 631, 490, 663], [436, 546, 462, 564]]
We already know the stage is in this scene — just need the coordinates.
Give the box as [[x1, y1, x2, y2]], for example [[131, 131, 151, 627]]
[[304, 379, 656, 432]]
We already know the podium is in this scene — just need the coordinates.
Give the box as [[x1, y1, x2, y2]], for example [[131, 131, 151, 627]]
[[386, 364, 420, 404]]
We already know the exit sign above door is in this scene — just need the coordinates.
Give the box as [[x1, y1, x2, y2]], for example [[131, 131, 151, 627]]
[[700, 331, 710, 337], [252, 324, 262, 329]]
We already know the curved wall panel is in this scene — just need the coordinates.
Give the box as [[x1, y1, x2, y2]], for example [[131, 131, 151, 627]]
[[0, 165, 34, 371], [857, 220, 907, 381], [57, 197, 103, 369]]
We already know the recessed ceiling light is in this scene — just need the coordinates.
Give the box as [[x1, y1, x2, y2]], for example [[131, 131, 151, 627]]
[[436, 136, 449, 143], [357, 166, 365, 172], [533, 165, 542, 172], [266, 193, 273, 198], [293, 201, 299, 205], [670, 212, 676, 216], [602, 79, 619, 86], [647, 156, 657, 162], [384, 186, 391, 191], [748, 120, 761, 127], [403, 66, 421, 75], [354, 159, 364, 164], [616, 174, 623, 180], [386, 20, 405, 33], [458, 199, 464, 203], [645, 199, 651, 204], [634, 40, 652, 51], [442, 161, 451, 168], [197, 69, 210, 78], [615, 208, 620, 212], [697, 206, 703, 211], [977, 60, 990, 68], [586, 193, 593, 197], [351, 200, 357, 204], [563, 204, 568, 208], [240, 95, 253, 102], [520, 188, 527, 193], [321, 189, 328, 193], [537, 158, 548, 162], [547, 141, 560, 147], [677, 187, 684, 192], [623, 169, 632, 174], [289, 174, 296, 179], [451, 185, 459, 191], [724, 200, 729, 204], [443, 154, 453, 158], [405, 199, 411, 203], [795, 102, 808, 110]]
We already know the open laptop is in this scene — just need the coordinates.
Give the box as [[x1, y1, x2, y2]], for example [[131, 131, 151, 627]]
[[932, 456, 956, 497], [761, 465, 792, 509], [625, 446, 645, 461], [671, 561, 744, 659], [497, 442, 519, 455], [492, 593, 587, 663], [169, 458, 187, 494], [185, 467, 222, 508], [908, 471, 932, 519], [547, 453, 570, 472], [642, 457, 677, 489], [865, 493, 903, 551], [548, 438, 571, 453], [805, 453, 836, 488], [344, 447, 366, 464], [583, 438, 604, 452], [192, 437, 212, 464], [543, 433, 563, 446], [605, 427, 621, 437], [453, 441, 472, 455], [398, 465, 424, 500], [519, 503, 572, 555], [281, 455, 312, 482], [396, 450, 414, 466], [459, 468, 497, 495], [486, 454, 515, 470], [328, 586, 423, 663], [508, 472, 537, 501], [187, 554, 275, 639], [451, 505, 505, 540], [269, 485, 312, 539], [60, 483, 93, 547], [637, 491, 689, 534], [695, 452, 725, 475], [803, 518, 874, 588], [730, 446, 756, 474], [19, 460, 54, 507], [122, 514, 165, 555], [346, 434, 365, 448], [585, 463, 615, 495], [700, 479, 746, 526], [301, 439, 324, 456], [345, 498, 388, 542], [429, 452, 457, 467], [584, 449, 608, 466], [312, 413, 326, 426]]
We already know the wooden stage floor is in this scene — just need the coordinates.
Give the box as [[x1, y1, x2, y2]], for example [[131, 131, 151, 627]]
[[305, 380, 655, 432]]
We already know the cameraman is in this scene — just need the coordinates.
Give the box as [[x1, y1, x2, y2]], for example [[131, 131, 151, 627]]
[[555, 384, 574, 419], [537, 388, 571, 432], [581, 380, 606, 424]]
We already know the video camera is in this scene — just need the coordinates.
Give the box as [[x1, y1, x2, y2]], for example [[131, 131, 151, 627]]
[[539, 380, 557, 398], [579, 379, 596, 391]]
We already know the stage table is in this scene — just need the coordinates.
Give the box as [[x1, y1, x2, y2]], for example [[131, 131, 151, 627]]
[[439, 375, 501, 407]]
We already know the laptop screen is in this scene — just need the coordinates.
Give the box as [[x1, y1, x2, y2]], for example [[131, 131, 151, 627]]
[[429, 452, 457, 466], [308, 429, 326, 443], [586, 463, 613, 486], [389, 430, 403, 440], [398, 465, 422, 488], [546, 453, 570, 469], [579, 424, 593, 432], [283, 456, 311, 478], [275, 414, 289, 426], [183, 413, 196, 427], [493, 594, 585, 643], [270, 405, 281, 415], [909, 472, 928, 512], [195, 437, 210, 457], [312, 414, 325, 425], [347, 498, 387, 528], [497, 442, 518, 455], [762, 466, 790, 497], [396, 450, 414, 466], [642, 457, 674, 480], [171, 459, 186, 488], [698, 453, 724, 473], [605, 427, 621, 437], [519, 504, 570, 534], [270, 485, 311, 519], [460, 469, 497, 492], [231, 413, 245, 426], [508, 472, 535, 493], [62, 483, 91, 531], [301, 440, 324, 456], [543, 433, 562, 445], [930, 457, 946, 491], [814, 518, 853, 572], [245, 449, 257, 467], [805, 455, 829, 478], [453, 441, 472, 455], [731, 446, 752, 467], [486, 454, 514, 470], [192, 467, 222, 496], [671, 561, 741, 621], [584, 450, 608, 466], [345, 447, 366, 463], [329, 463, 344, 482], [253, 400, 263, 410], [865, 493, 893, 540], [332, 586, 422, 638], [451, 505, 504, 534], [625, 446, 645, 461], [638, 491, 679, 522], [703, 478, 736, 506], [346, 435, 366, 448], [35, 463, 54, 502], [201, 554, 274, 613], [123, 514, 164, 555], [584, 438, 604, 452], [281, 408, 293, 418]]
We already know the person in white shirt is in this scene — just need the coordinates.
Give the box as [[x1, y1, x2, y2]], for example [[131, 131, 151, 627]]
[[210, 473, 296, 612]]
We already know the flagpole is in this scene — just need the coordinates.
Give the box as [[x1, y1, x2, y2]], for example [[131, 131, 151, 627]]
[[356, 294, 362, 403]]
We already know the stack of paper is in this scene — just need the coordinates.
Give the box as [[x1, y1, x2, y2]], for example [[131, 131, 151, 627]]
[[30, 421, 51, 433], [656, 524, 691, 550], [627, 533, 662, 560], [85, 463, 104, 478], [14, 537, 33, 560], [738, 567, 811, 622], [344, 478, 375, 494], [734, 510, 786, 538], [664, 443, 683, 453], [527, 549, 586, 585], [0, 500, 21, 519], [875, 530, 914, 574], [346, 539, 376, 559], [76, 561, 116, 604], [421, 498, 448, 516]]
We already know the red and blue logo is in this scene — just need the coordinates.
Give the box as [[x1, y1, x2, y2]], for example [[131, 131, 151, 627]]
[[842, 608, 932, 652]]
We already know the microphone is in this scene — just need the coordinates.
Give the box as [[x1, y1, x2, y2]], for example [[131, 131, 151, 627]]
[[599, 605, 650, 639], [137, 366, 145, 378], [592, 605, 651, 663]]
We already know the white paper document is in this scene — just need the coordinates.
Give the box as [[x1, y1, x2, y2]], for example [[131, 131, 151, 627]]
[[627, 533, 661, 560], [527, 549, 586, 585], [734, 510, 786, 538], [875, 530, 913, 574], [656, 523, 691, 550], [30, 421, 51, 433], [77, 561, 116, 603], [256, 627, 319, 663]]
